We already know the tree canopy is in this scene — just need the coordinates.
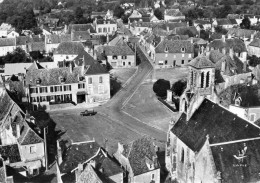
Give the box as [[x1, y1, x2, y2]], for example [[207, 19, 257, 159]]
[[154, 8, 164, 20], [171, 79, 187, 96], [240, 17, 251, 29], [153, 79, 170, 97]]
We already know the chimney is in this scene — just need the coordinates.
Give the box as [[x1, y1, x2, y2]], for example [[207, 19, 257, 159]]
[[250, 34, 254, 42], [166, 26, 169, 32], [222, 35, 225, 42], [57, 141, 62, 165], [221, 59, 226, 74], [81, 55, 85, 75], [190, 37, 193, 44], [222, 48, 226, 55], [227, 34, 231, 39], [229, 47, 234, 59], [30, 116, 35, 124], [106, 33, 109, 44], [78, 163, 83, 172], [69, 62, 73, 73], [16, 124, 20, 138], [71, 30, 75, 41]]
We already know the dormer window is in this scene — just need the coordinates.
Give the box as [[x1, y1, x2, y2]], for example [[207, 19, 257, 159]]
[[36, 79, 41, 84], [48, 39, 52, 43], [79, 76, 85, 82], [181, 48, 185, 52], [165, 46, 168, 52], [60, 77, 65, 83], [113, 55, 118, 59]]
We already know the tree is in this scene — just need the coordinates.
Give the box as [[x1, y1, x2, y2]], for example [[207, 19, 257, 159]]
[[3, 47, 31, 63], [153, 79, 170, 97], [75, 7, 84, 20], [248, 55, 260, 67], [215, 26, 228, 34], [113, 4, 125, 18], [31, 27, 43, 35], [154, 8, 164, 20], [240, 17, 251, 29], [171, 79, 187, 96]]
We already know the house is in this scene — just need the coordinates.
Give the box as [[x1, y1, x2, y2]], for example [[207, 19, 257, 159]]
[[45, 34, 71, 53], [212, 19, 234, 30], [229, 103, 260, 122], [25, 54, 110, 110], [0, 38, 16, 56], [128, 17, 151, 23], [114, 136, 160, 183], [0, 86, 46, 177], [207, 35, 247, 62], [7, 30, 19, 38], [56, 140, 123, 183], [129, 10, 143, 19], [226, 28, 256, 47], [93, 19, 117, 35], [165, 56, 260, 182], [193, 19, 211, 31], [164, 9, 185, 22], [0, 23, 15, 38], [97, 43, 135, 68], [248, 39, 260, 57], [66, 24, 96, 35], [153, 39, 194, 68], [130, 22, 152, 36]]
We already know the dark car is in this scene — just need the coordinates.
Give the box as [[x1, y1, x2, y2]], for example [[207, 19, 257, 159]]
[[80, 109, 96, 116]]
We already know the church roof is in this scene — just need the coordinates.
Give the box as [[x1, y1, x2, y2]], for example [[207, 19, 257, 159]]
[[188, 56, 215, 69]]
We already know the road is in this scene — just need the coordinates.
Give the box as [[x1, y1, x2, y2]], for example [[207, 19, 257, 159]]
[[50, 45, 167, 153]]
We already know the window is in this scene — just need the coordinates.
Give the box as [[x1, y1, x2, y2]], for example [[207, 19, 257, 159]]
[[98, 85, 104, 94], [88, 77, 92, 84], [30, 146, 36, 154], [181, 48, 185, 52], [99, 76, 103, 83], [30, 88, 38, 93], [206, 71, 210, 87], [165, 46, 168, 52], [55, 86, 62, 92], [181, 148, 184, 163], [250, 113, 256, 121], [40, 96, 47, 102], [182, 54, 185, 58], [188, 54, 192, 58], [128, 62, 131, 66], [151, 174, 155, 180], [190, 71, 194, 86], [50, 86, 54, 92], [165, 60, 168, 65], [98, 28, 102, 33], [108, 27, 110, 32], [122, 56, 127, 59], [123, 62, 125, 66], [113, 27, 115, 31], [78, 83, 85, 89], [39, 87, 47, 93], [201, 72, 204, 88], [63, 85, 71, 91], [182, 60, 184, 64], [113, 55, 118, 59], [103, 27, 107, 32], [88, 86, 93, 94]]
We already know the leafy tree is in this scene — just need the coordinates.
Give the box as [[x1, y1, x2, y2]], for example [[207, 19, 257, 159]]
[[240, 17, 251, 29], [113, 4, 125, 18], [244, 0, 254, 5], [217, 5, 233, 18], [3, 47, 31, 63], [154, 8, 164, 20], [248, 55, 260, 67], [171, 79, 187, 96], [215, 26, 228, 34], [31, 27, 43, 35], [153, 79, 170, 97], [200, 30, 210, 40], [75, 7, 84, 20]]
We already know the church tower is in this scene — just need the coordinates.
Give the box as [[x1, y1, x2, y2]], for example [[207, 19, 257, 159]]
[[179, 56, 216, 120]]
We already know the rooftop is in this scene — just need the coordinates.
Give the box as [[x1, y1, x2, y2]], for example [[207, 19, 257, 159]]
[[155, 40, 194, 53], [0, 144, 21, 163], [189, 56, 215, 69], [54, 42, 85, 55]]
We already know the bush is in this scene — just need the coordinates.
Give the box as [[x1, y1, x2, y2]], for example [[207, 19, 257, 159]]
[[153, 79, 170, 97], [171, 79, 187, 96]]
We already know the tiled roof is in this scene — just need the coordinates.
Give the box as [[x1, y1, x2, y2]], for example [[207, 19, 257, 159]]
[[249, 39, 260, 47], [131, 22, 152, 28], [172, 99, 260, 152], [29, 42, 45, 52], [0, 38, 15, 47], [208, 38, 247, 53], [18, 121, 43, 145], [54, 42, 85, 55], [100, 44, 134, 56], [0, 90, 13, 122], [158, 22, 187, 31], [108, 36, 126, 46], [45, 34, 71, 44], [68, 24, 96, 34], [227, 28, 256, 39], [155, 40, 194, 53], [96, 19, 116, 24], [168, 34, 189, 41], [59, 141, 100, 174], [194, 19, 211, 25], [165, 9, 184, 16], [189, 56, 215, 69], [71, 31, 91, 41], [211, 140, 260, 183], [229, 19, 238, 25], [124, 136, 160, 176], [0, 144, 21, 163], [128, 17, 150, 23], [77, 164, 103, 183], [216, 19, 232, 25], [227, 14, 243, 19], [175, 26, 198, 37]]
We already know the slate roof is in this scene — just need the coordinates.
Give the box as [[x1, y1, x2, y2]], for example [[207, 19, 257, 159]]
[[96, 156, 122, 177], [54, 42, 85, 55], [165, 9, 184, 16], [77, 164, 103, 183], [158, 22, 187, 31], [18, 121, 43, 145], [155, 40, 194, 53], [45, 34, 71, 44], [249, 39, 260, 48], [0, 38, 15, 47], [71, 31, 91, 41], [123, 137, 160, 176], [0, 90, 14, 122], [175, 26, 198, 37], [59, 141, 100, 174], [96, 19, 116, 25], [216, 19, 232, 25], [0, 144, 21, 163], [194, 19, 211, 25], [29, 42, 45, 52], [172, 98, 260, 152], [189, 56, 215, 69], [208, 38, 247, 53], [211, 140, 260, 183], [227, 28, 256, 39], [100, 44, 134, 56], [108, 36, 126, 46]]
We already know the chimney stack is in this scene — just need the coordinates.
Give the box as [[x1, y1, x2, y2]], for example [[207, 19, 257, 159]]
[[250, 34, 254, 42], [243, 61, 247, 72], [222, 35, 225, 42], [57, 141, 63, 165], [221, 59, 226, 74], [69, 62, 73, 73], [229, 47, 234, 59]]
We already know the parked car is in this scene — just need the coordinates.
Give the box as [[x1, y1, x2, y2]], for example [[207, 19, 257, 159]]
[[80, 109, 96, 116]]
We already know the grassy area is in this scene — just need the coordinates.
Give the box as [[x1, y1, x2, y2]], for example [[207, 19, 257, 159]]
[[155, 67, 189, 85], [110, 68, 137, 85]]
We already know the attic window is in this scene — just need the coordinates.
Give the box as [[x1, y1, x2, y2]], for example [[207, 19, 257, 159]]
[[60, 77, 65, 83], [165, 46, 169, 52], [36, 79, 41, 84], [79, 76, 85, 82], [181, 48, 185, 52], [48, 39, 52, 43]]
